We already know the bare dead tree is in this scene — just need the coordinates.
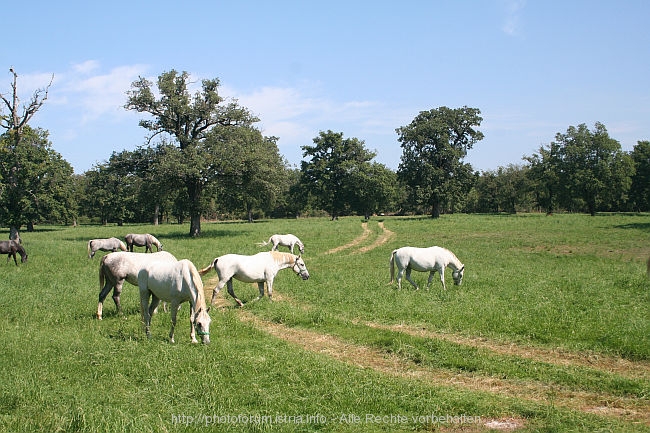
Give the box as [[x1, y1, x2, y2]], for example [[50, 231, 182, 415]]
[[1, 68, 54, 138]]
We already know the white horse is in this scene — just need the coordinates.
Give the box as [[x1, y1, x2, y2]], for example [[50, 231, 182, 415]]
[[125, 233, 163, 253], [199, 251, 310, 306], [138, 259, 211, 344], [97, 251, 177, 320], [389, 246, 465, 291], [257, 234, 305, 254], [87, 237, 127, 258]]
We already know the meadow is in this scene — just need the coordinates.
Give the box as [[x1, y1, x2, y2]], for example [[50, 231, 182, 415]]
[[0, 213, 648, 432]]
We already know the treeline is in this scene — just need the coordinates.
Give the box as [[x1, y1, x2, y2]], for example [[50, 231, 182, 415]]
[[1, 70, 649, 238]]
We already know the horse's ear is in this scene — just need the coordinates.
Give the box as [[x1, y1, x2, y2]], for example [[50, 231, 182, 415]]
[[460, 266, 465, 272]]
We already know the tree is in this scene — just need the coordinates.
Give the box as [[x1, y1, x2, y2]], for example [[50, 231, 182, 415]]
[[211, 127, 289, 222], [629, 141, 650, 212], [0, 127, 76, 229], [0, 68, 55, 237], [125, 70, 258, 236], [348, 162, 398, 219], [300, 130, 376, 220], [524, 141, 562, 214], [555, 122, 634, 215], [396, 106, 483, 218]]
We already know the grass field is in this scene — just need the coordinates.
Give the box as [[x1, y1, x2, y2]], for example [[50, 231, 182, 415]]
[[0, 214, 649, 432]]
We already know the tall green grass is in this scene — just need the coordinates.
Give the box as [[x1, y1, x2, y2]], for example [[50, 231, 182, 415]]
[[0, 214, 648, 432]]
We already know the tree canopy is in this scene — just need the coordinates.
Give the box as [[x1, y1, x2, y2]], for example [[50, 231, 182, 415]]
[[396, 106, 483, 217], [125, 70, 260, 236]]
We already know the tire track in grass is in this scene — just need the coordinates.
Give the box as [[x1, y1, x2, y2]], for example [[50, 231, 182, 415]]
[[324, 221, 394, 255], [361, 322, 650, 381], [239, 311, 650, 426], [324, 222, 372, 254]]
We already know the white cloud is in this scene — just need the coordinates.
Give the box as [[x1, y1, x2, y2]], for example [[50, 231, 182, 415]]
[[49, 63, 149, 123], [502, 0, 526, 36]]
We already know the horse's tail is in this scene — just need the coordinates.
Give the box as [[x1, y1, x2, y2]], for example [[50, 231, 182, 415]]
[[198, 258, 217, 276], [99, 255, 107, 289], [256, 237, 271, 248], [119, 241, 127, 251], [389, 249, 397, 284], [87, 240, 92, 258]]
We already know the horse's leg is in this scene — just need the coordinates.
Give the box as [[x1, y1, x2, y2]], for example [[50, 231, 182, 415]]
[[254, 282, 265, 301], [139, 290, 152, 339], [11, 252, 18, 266], [439, 268, 447, 291], [188, 304, 197, 344], [426, 271, 436, 290], [210, 279, 227, 305], [97, 280, 114, 320], [169, 301, 180, 344], [266, 279, 274, 302], [405, 268, 419, 290], [395, 266, 404, 290], [227, 280, 244, 307], [149, 295, 161, 318], [112, 280, 125, 315]]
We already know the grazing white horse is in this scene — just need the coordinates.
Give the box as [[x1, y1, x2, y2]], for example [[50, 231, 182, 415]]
[[199, 251, 310, 306], [125, 233, 163, 253], [257, 234, 305, 254], [389, 246, 465, 291], [97, 251, 177, 320], [138, 259, 211, 344], [87, 237, 127, 258]]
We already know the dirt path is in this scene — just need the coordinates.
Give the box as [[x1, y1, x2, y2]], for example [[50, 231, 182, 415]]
[[325, 221, 394, 255], [325, 222, 372, 254]]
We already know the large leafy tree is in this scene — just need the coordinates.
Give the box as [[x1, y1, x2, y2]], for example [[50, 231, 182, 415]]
[[528, 123, 633, 215], [125, 70, 257, 236], [396, 106, 483, 218], [0, 126, 76, 230], [629, 140, 650, 212], [211, 127, 289, 222], [348, 162, 398, 218], [524, 141, 562, 214], [300, 130, 376, 220]]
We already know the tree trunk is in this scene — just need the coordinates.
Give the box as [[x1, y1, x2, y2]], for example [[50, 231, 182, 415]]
[[9, 226, 21, 244], [153, 204, 159, 226], [431, 201, 441, 218], [190, 214, 201, 237], [186, 178, 202, 237]]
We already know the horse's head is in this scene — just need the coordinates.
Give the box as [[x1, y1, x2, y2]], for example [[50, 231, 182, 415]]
[[298, 243, 305, 255], [293, 255, 310, 280], [452, 265, 465, 286], [194, 307, 211, 344]]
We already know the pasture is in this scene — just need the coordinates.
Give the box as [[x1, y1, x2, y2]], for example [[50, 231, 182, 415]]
[[0, 214, 649, 432]]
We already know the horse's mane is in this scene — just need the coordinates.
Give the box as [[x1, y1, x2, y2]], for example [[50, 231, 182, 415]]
[[188, 261, 206, 308], [269, 250, 295, 264]]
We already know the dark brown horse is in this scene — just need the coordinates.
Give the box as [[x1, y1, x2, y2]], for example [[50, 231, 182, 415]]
[[0, 240, 27, 265]]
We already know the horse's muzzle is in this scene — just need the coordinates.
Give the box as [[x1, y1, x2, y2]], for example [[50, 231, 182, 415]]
[[300, 272, 310, 280]]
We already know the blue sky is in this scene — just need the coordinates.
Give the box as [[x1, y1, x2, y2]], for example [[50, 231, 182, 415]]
[[3, 1, 649, 174]]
